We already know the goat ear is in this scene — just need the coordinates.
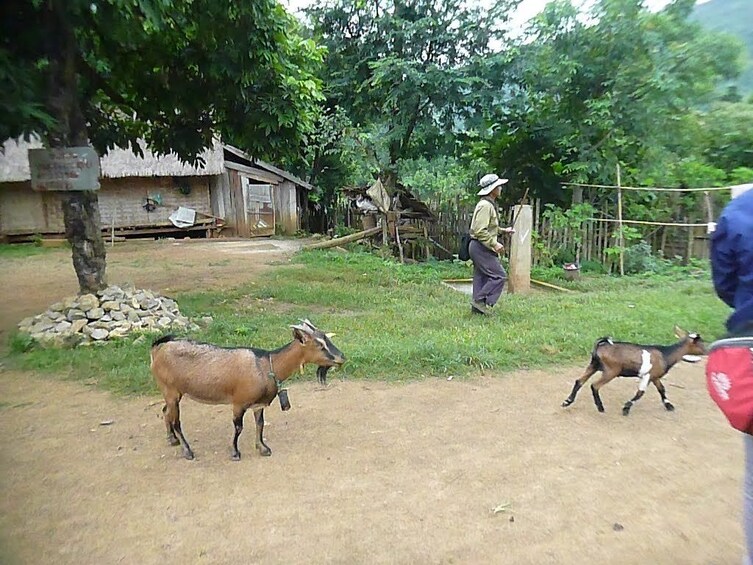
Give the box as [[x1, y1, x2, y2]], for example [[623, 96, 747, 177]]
[[290, 325, 312, 343], [290, 326, 311, 343], [673, 325, 687, 338], [325, 332, 336, 338]]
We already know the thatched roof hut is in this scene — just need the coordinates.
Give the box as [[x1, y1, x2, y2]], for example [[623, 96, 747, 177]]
[[0, 136, 312, 240]]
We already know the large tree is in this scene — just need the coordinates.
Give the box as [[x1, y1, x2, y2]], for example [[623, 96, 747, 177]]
[[482, 0, 742, 204], [1, 0, 323, 293], [306, 0, 519, 189]]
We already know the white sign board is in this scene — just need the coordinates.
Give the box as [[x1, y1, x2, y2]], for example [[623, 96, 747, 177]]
[[29, 147, 100, 192]]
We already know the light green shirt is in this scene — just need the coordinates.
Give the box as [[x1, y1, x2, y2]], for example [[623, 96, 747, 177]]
[[470, 197, 502, 252]]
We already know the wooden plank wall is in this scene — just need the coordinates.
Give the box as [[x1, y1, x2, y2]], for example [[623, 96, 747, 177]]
[[0, 181, 64, 234], [1, 176, 212, 236], [273, 180, 298, 235], [226, 169, 249, 237]]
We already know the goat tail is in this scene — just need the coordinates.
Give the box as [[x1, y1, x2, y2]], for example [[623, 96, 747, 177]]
[[590, 337, 614, 369], [152, 334, 176, 348], [150, 335, 176, 370]]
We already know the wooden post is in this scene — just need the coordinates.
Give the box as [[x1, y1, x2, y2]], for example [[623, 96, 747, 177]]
[[617, 164, 624, 276], [110, 213, 115, 248], [703, 191, 714, 223], [509, 204, 532, 294], [685, 215, 693, 264]]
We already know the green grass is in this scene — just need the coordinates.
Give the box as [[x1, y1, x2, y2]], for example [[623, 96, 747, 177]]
[[2, 249, 730, 396], [0, 243, 58, 259]]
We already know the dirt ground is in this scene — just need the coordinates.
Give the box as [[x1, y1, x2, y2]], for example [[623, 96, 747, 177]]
[[0, 238, 745, 564]]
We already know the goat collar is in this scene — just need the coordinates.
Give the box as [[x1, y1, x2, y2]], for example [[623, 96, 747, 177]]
[[267, 356, 285, 392]]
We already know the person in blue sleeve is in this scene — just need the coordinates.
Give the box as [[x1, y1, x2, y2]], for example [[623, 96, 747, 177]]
[[710, 185, 753, 564], [711, 187, 753, 336]]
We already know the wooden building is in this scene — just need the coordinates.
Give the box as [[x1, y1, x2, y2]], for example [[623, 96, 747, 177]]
[[0, 138, 312, 240]]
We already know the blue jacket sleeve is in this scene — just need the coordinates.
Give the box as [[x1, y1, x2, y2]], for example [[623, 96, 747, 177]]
[[710, 215, 738, 308]]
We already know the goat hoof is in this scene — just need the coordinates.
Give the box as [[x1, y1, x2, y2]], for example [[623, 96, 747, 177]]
[[664, 402, 675, 412], [230, 452, 241, 461], [257, 445, 272, 457], [168, 437, 180, 446], [183, 451, 195, 460], [561, 399, 572, 408], [622, 407, 631, 416], [596, 406, 605, 413]]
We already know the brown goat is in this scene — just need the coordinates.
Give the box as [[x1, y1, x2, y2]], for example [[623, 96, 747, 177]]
[[561, 326, 706, 416], [150, 319, 345, 460]]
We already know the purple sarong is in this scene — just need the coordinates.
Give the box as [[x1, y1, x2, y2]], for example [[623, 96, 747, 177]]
[[469, 239, 507, 306]]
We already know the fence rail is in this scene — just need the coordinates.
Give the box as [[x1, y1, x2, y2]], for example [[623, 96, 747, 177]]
[[318, 195, 711, 268]]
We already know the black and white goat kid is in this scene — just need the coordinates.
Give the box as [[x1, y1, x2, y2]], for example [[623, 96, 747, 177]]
[[561, 326, 706, 416]]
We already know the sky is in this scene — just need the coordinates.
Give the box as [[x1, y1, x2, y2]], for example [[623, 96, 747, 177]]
[[282, 0, 712, 26]]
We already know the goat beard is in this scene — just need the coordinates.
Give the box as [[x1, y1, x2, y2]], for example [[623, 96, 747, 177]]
[[317, 366, 329, 385]]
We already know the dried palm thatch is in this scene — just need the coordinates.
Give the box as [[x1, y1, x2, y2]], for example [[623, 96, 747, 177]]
[[0, 137, 224, 182]]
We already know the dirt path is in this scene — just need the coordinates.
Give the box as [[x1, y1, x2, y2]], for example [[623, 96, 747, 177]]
[[0, 239, 745, 564], [0, 238, 301, 339], [0, 365, 742, 564]]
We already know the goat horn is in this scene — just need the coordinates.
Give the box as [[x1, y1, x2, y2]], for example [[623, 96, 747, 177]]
[[300, 319, 318, 330], [326, 332, 336, 338]]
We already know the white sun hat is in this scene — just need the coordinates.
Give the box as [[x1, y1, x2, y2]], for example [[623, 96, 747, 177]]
[[477, 173, 509, 196]]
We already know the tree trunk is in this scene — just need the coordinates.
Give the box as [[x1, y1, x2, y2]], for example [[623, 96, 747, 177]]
[[62, 192, 107, 292], [45, 0, 107, 294]]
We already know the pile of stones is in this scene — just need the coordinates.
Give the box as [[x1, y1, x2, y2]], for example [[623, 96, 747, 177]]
[[17, 285, 200, 347]]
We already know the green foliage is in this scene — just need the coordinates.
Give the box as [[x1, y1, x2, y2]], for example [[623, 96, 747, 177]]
[[4, 249, 728, 394], [729, 167, 753, 184], [692, 0, 753, 95], [399, 156, 479, 204], [623, 241, 662, 275], [307, 0, 519, 182], [542, 203, 596, 263], [8, 332, 35, 354], [700, 102, 753, 172], [481, 0, 743, 203], [580, 260, 607, 274], [1, 0, 324, 162]]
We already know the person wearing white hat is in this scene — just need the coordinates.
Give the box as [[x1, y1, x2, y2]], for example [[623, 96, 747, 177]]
[[468, 173, 514, 315]]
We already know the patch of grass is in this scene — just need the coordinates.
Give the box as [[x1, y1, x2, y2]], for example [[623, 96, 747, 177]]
[[0, 243, 57, 259], [2, 249, 730, 395]]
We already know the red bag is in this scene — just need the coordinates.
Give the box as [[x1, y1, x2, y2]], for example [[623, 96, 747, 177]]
[[706, 337, 753, 434]]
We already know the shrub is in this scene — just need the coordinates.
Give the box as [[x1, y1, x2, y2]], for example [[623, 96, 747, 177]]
[[580, 260, 607, 274]]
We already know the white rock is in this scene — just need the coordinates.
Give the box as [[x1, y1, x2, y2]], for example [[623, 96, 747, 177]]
[[101, 301, 120, 311], [30, 320, 55, 333], [54, 321, 72, 333], [90, 329, 109, 340], [67, 309, 87, 321], [77, 294, 100, 311], [87, 307, 105, 320], [70, 319, 88, 333], [109, 328, 130, 339]]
